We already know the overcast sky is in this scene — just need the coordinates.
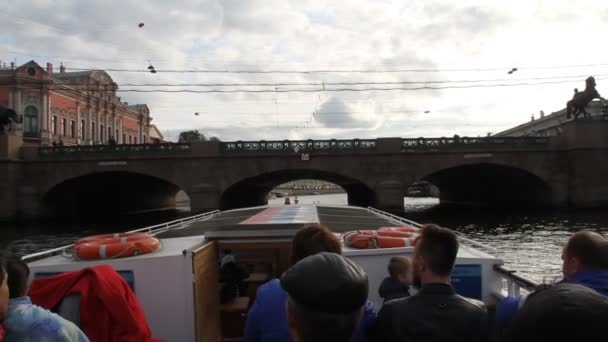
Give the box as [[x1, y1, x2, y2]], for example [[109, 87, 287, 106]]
[[2, 0, 607, 141]]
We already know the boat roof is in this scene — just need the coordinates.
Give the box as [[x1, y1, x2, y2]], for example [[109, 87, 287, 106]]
[[156, 205, 421, 240], [27, 205, 497, 267]]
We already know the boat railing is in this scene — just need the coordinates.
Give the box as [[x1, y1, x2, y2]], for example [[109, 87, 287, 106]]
[[493, 264, 540, 298], [366, 206, 498, 253], [22, 210, 220, 262]]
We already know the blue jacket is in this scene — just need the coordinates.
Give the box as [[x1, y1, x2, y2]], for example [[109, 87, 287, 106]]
[[244, 278, 376, 342], [4, 296, 89, 342], [496, 270, 608, 322]]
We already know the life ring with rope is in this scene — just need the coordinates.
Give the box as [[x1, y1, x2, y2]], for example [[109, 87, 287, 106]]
[[73, 232, 161, 260], [343, 227, 420, 249]]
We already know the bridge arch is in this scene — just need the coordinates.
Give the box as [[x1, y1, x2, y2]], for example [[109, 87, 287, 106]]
[[420, 163, 552, 207], [42, 171, 186, 218], [220, 169, 373, 210]]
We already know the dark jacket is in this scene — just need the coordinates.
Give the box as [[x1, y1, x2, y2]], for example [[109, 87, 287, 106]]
[[378, 276, 410, 303], [374, 283, 488, 342], [496, 270, 608, 323], [245, 279, 376, 342]]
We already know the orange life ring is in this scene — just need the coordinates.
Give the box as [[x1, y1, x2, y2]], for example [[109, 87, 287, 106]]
[[343, 230, 418, 249], [377, 226, 420, 238], [74, 232, 161, 260], [75, 232, 151, 245]]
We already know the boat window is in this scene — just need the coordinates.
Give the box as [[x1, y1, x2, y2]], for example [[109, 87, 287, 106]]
[[451, 264, 482, 300]]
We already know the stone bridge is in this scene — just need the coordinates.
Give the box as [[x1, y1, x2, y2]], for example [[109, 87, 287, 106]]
[[2, 120, 608, 220]]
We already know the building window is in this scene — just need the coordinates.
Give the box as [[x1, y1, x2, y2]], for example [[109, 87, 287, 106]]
[[134, 137, 137, 144], [80, 120, 85, 139], [61, 118, 66, 136], [116, 129, 119, 141], [70, 120, 76, 138], [128, 135, 132, 144], [51, 115, 57, 135], [122, 133, 126, 144], [23, 106, 38, 135], [100, 124, 104, 141], [108, 126, 112, 141], [143, 135, 147, 144], [91, 122, 95, 140]]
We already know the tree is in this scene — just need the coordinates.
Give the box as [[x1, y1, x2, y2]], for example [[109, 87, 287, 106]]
[[178, 130, 204, 142], [178, 130, 221, 143]]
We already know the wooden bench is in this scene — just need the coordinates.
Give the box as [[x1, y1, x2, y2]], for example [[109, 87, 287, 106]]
[[220, 297, 250, 339], [220, 296, 250, 313]]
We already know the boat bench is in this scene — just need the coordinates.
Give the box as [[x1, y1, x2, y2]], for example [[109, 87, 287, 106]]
[[220, 297, 250, 339]]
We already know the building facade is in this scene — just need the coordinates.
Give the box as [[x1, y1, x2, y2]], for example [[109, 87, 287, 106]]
[[0, 60, 155, 146]]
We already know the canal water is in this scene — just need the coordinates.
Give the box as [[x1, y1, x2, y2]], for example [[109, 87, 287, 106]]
[[3, 193, 608, 283]]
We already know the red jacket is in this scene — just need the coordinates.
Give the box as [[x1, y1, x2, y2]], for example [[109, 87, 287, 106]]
[[0, 324, 5, 342], [28, 265, 164, 342]]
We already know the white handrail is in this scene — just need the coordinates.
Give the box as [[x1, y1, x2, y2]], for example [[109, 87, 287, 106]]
[[493, 265, 539, 298], [365, 206, 498, 253], [22, 210, 220, 262]]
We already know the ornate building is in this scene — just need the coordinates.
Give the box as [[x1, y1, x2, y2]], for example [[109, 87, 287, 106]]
[[0, 60, 155, 146]]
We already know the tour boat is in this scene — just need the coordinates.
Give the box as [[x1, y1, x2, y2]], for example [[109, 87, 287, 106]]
[[22, 204, 537, 342]]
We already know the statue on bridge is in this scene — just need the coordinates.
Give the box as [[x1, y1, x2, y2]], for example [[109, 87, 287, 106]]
[[566, 76, 605, 120], [0, 105, 19, 134]]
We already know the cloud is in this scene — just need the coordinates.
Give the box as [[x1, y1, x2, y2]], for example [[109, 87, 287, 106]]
[[312, 97, 375, 128]]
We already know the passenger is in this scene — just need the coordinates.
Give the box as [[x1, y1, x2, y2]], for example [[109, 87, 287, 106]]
[[503, 283, 608, 342], [3, 256, 89, 342], [378, 256, 412, 303], [219, 250, 250, 304], [373, 224, 488, 342], [496, 230, 608, 326], [0, 254, 8, 341], [220, 249, 235, 266], [244, 224, 376, 342], [281, 252, 369, 342]]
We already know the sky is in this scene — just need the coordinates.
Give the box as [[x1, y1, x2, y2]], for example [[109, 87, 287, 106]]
[[1, 0, 607, 141]]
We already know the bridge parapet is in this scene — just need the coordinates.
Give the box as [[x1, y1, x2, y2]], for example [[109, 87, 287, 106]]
[[23, 136, 553, 161], [402, 136, 551, 152], [35, 143, 192, 160], [223, 139, 377, 153]]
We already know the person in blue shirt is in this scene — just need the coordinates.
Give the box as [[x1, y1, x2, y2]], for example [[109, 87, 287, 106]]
[[245, 224, 376, 342], [496, 231, 608, 327], [3, 255, 89, 342]]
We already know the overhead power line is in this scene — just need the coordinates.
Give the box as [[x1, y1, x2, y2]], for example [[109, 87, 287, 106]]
[[62, 63, 608, 74], [18, 77, 600, 93], [7, 73, 603, 88], [8, 76, 605, 95]]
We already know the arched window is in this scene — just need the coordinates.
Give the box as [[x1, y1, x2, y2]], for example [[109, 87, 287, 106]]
[[24, 106, 38, 135]]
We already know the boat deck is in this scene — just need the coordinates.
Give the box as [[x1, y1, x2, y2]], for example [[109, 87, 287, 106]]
[[156, 205, 404, 240]]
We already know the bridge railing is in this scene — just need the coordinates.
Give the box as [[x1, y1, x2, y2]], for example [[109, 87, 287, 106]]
[[37, 143, 192, 159], [402, 136, 550, 151], [223, 139, 377, 153]]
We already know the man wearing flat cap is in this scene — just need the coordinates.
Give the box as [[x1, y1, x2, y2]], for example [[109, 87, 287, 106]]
[[281, 252, 369, 342]]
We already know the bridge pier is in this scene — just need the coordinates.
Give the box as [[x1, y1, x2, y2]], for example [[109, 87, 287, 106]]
[[0, 134, 23, 220], [16, 186, 43, 220], [560, 121, 608, 207], [374, 181, 406, 211], [188, 184, 221, 213]]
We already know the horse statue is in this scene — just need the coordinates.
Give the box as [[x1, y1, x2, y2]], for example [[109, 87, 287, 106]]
[[566, 76, 604, 120], [0, 105, 19, 134]]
